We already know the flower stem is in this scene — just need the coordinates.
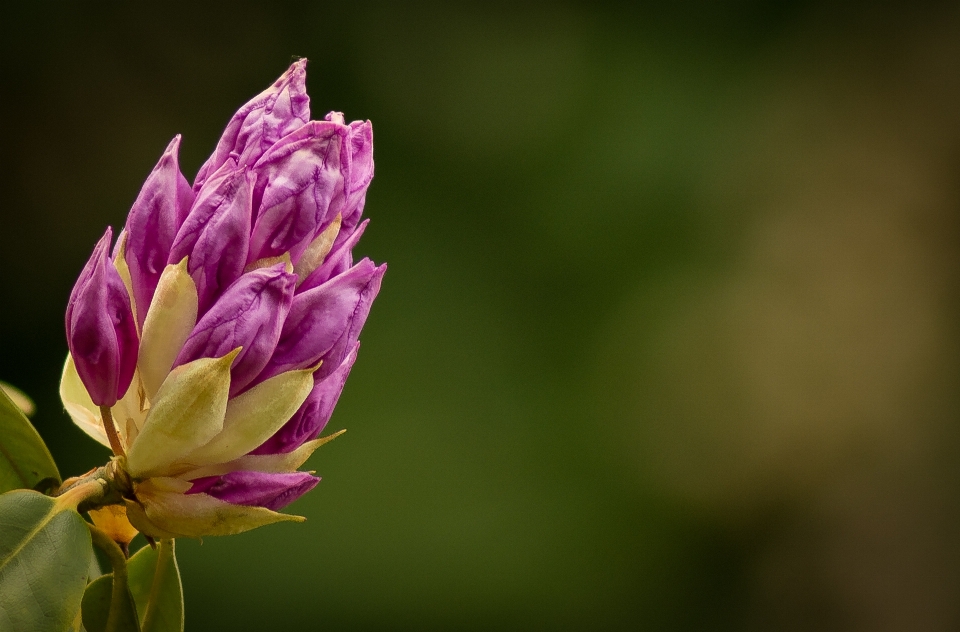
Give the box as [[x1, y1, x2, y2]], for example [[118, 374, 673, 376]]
[[100, 405, 126, 457], [55, 458, 132, 513], [55, 478, 106, 511], [141, 539, 179, 632], [87, 522, 135, 632]]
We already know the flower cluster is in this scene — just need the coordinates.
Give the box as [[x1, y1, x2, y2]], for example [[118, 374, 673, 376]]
[[61, 60, 384, 538]]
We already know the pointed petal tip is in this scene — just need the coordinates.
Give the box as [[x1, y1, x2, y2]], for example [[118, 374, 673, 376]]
[[165, 134, 183, 153]]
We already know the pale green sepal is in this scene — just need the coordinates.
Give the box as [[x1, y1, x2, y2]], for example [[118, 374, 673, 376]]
[[124, 500, 181, 540], [245, 252, 293, 274], [60, 354, 110, 448], [135, 482, 304, 537], [183, 367, 315, 467], [138, 259, 198, 401], [179, 430, 345, 479], [60, 355, 146, 452], [111, 372, 148, 449], [126, 350, 240, 479], [0, 490, 92, 632], [128, 539, 183, 632], [142, 477, 192, 494], [294, 213, 341, 282], [0, 385, 60, 494]]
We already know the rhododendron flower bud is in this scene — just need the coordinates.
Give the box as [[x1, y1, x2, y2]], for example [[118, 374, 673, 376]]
[[65, 227, 139, 407], [60, 59, 384, 538]]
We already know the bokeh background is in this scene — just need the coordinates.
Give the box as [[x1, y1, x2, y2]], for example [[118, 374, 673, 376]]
[[3, 1, 960, 630]]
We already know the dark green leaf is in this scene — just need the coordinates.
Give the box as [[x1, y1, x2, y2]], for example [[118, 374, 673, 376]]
[[0, 386, 60, 494], [0, 490, 91, 632], [80, 573, 141, 632], [127, 540, 183, 632]]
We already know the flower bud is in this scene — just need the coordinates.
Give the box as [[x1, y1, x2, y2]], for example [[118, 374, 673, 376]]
[[249, 120, 353, 264], [257, 259, 384, 384], [169, 164, 253, 314], [186, 471, 320, 511], [175, 264, 296, 395], [194, 59, 310, 190], [122, 135, 195, 327], [65, 228, 139, 407], [61, 59, 382, 539]]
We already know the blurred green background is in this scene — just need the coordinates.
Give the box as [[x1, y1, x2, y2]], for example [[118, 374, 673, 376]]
[[3, 1, 960, 630]]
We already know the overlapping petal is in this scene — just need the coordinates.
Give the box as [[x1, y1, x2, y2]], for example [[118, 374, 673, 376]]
[[258, 259, 384, 383], [248, 120, 348, 263], [186, 471, 319, 511], [194, 59, 311, 190], [175, 265, 296, 395], [169, 164, 253, 314]]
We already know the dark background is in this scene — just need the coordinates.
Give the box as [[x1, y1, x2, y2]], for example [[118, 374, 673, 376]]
[[3, 2, 960, 630]]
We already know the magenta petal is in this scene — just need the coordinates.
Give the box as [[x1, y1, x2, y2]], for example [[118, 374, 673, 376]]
[[186, 471, 320, 511], [256, 259, 384, 384], [248, 121, 348, 264], [252, 344, 358, 455], [124, 135, 195, 326], [66, 228, 139, 406], [342, 119, 374, 230], [175, 265, 296, 396], [193, 60, 311, 191], [169, 164, 253, 314]]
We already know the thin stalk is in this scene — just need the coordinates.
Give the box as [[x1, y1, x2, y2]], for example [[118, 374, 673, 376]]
[[55, 478, 105, 511], [141, 539, 181, 632], [54, 458, 131, 514], [87, 522, 138, 632], [100, 405, 126, 457]]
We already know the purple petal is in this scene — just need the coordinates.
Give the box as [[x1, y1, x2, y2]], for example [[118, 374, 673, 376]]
[[186, 471, 319, 511], [252, 343, 358, 455], [123, 136, 195, 326], [66, 228, 139, 406], [298, 219, 367, 293], [169, 164, 253, 314], [256, 259, 384, 385], [248, 121, 348, 264], [175, 265, 296, 396], [193, 60, 311, 191], [342, 118, 374, 231]]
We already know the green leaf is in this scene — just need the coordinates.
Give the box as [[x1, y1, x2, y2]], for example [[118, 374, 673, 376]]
[[0, 385, 60, 494], [81, 574, 141, 632], [128, 540, 183, 632], [66, 545, 104, 631], [80, 576, 112, 632], [0, 490, 92, 632]]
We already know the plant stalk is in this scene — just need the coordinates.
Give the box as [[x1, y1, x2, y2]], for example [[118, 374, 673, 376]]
[[87, 522, 138, 632]]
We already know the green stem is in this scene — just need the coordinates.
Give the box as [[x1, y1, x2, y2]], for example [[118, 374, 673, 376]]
[[87, 522, 135, 632], [55, 478, 106, 511], [141, 539, 178, 632]]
